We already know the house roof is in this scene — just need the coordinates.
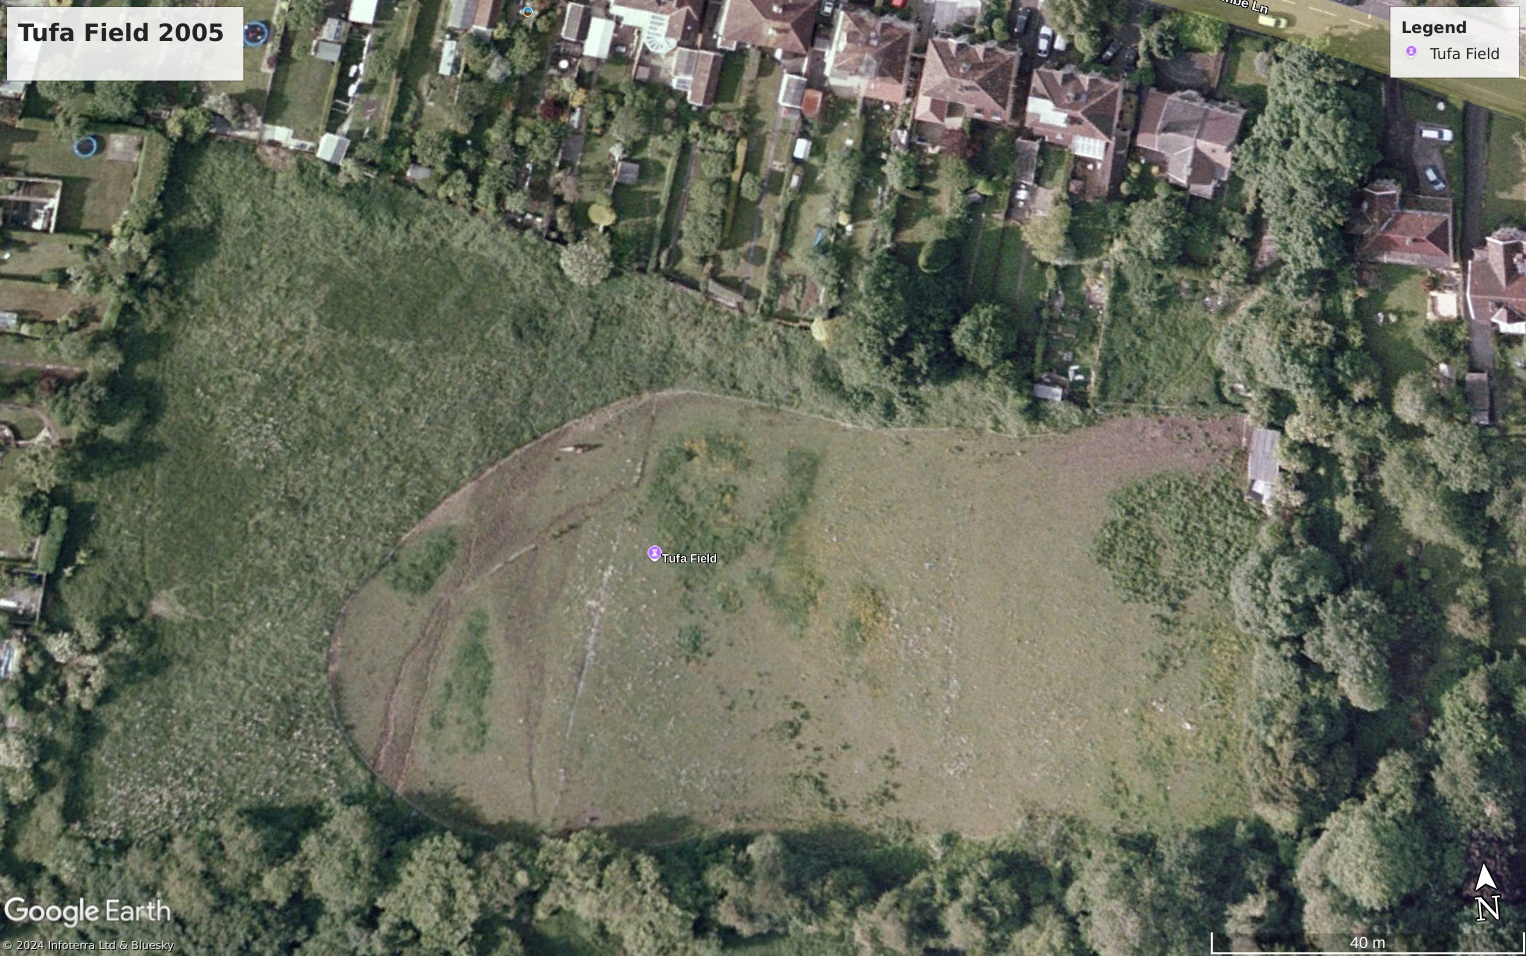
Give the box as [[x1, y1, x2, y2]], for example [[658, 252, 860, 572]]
[[801, 87, 823, 118], [439, 37, 460, 75], [1023, 67, 1122, 198], [1350, 181, 1454, 270], [616, 160, 641, 185], [348, 0, 379, 24], [312, 39, 344, 62], [717, 0, 817, 55], [1469, 229, 1526, 332], [1134, 89, 1244, 198], [825, 10, 914, 104], [914, 39, 1017, 127], [1247, 427, 1280, 486], [609, 0, 703, 55], [562, 2, 589, 41], [672, 48, 724, 106], [317, 133, 350, 165], [584, 16, 616, 58], [470, 0, 501, 32], [1013, 137, 1040, 185], [446, 0, 478, 31], [779, 73, 807, 109]]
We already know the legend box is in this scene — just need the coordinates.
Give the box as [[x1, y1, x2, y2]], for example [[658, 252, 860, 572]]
[[1391, 7, 1521, 79]]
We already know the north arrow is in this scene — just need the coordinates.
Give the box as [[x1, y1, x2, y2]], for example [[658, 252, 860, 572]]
[[1477, 863, 1498, 892]]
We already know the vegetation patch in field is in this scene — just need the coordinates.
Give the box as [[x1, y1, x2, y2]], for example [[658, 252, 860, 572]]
[[428, 609, 493, 753], [385, 528, 459, 595], [1092, 468, 1260, 610]]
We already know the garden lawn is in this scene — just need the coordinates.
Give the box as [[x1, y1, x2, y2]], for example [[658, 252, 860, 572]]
[[1483, 114, 1526, 235], [0, 126, 139, 232], [265, 46, 341, 139]]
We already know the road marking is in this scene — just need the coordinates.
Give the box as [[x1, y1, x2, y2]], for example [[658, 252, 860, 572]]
[[1310, 6, 1334, 14]]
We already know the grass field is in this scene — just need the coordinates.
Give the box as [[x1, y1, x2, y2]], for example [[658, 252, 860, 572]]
[[333, 392, 1252, 836], [62, 144, 881, 839], [0, 126, 139, 232], [1482, 114, 1526, 235]]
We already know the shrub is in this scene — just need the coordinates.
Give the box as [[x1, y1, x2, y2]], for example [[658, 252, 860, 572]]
[[35, 505, 67, 575], [385, 529, 458, 595]]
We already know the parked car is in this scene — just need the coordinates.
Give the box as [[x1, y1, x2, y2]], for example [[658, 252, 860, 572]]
[[1014, 7, 1033, 33], [1036, 24, 1053, 56], [1052, 32, 1068, 52], [1420, 125, 1455, 142], [1099, 39, 1123, 63], [1423, 165, 1447, 191], [1257, 13, 1287, 27]]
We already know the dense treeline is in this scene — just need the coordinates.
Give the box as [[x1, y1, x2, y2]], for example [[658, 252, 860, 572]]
[[6, 799, 1310, 954]]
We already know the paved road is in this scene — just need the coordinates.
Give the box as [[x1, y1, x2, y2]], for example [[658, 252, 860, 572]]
[[1460, 102, 1489, 256], [1148, 0, 1526, 120]]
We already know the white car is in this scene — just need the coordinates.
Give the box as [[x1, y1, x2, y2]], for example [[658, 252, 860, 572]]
[[1053, 32, 1068, 52], [1036, 25, 1053, 57], [1419, 126, 1454, 143]]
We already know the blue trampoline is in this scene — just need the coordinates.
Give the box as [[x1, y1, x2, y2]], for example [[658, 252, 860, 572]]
[[72, 135, 100, 159], [244, 20, 270, 47]]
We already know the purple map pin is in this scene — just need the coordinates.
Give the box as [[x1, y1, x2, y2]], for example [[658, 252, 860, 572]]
[[1406, 45, 1417, 57], [647, 545, 662, 561]]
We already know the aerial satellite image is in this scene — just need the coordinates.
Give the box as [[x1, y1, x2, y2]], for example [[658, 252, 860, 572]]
[[0, 0, 1522, 949]]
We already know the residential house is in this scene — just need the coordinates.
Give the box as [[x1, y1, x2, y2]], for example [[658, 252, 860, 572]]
[[608, 0, 704, 56], [348, 0, 380, 25], [1246, 426, 1280, 505], [1023, 66, 1123, 200], [1466, 228, 1526, 334], [1349, 180, 1454, 271], [615, 160, 641, 185], [914, 39, 1018, 129], [716, 0, 818, 56], [447, 0, 502, 35], [824, 10, 915, 105], [1134, 89, 1243, 198], [671, 47, 724, 107]]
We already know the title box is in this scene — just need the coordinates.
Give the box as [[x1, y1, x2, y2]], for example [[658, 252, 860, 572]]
[[1391, 7, 1520, 79], [7, 8, 244, 82]]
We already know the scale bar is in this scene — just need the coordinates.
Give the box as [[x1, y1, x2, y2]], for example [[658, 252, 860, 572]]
[[1210, 933, 1526, 956]]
